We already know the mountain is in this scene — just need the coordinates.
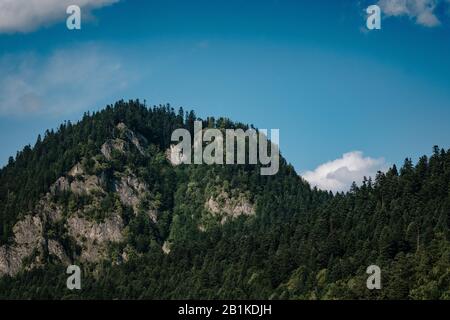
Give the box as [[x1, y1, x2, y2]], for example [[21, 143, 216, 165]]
[[0, 100, 449, 299]]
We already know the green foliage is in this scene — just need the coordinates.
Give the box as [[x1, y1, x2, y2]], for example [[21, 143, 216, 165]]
[[0, 100, 449, 300]]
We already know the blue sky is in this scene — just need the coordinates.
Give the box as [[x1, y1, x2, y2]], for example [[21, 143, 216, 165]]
[[0, 0, 450, 191]]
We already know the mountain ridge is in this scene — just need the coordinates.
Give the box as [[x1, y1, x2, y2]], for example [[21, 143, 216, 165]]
[[0, 100, 449, 300]]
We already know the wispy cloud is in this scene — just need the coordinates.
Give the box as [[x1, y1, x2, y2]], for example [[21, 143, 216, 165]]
[[302, 151, 388, 193], [0, 0, 119, 33], [0, 44, 135, 116], [377, 0, 442, 27]]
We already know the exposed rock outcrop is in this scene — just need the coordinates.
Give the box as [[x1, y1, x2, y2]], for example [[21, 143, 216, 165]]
[[101, 139, 127, 160], [69, 163, 84, 177], [0, 123, 155, 278], [51, 175, 105, 196], [162, 241, 172, 254], [114, 173, 157, 222], [35, 197, 64, 223], [47, 239, 70, 264], [115, 175, 146, 209], [101, 123, 147, 160], [205, 192, 255, 224], [70, 175, 104, 196], [116, 122, 147, 155], [0, 215, 44, 276], [67, 214, 123, 263], [51, 177, 70, 194]]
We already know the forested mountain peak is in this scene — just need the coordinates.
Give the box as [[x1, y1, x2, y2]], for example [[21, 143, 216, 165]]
[[0, 100, 449, 299]]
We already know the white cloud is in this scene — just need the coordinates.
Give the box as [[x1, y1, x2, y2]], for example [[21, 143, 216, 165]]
[[0, 0, 119, 33], [302, 151, 388, 193], [377, 0, 442, 27], [0, 44, 135, 116]]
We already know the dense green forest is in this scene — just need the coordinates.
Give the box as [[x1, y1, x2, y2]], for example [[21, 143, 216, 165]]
[[0, 100, 449, 299]]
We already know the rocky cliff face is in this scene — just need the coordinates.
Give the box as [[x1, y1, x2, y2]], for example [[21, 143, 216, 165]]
[[0, 122, 257, 278], [0, 123, 152, 277], [205, 191, 255, 225], [0, 215, 44, 276], [0, 170, 126, 276], [67, 214, 123, 262], [114, 173, 157, 223]]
